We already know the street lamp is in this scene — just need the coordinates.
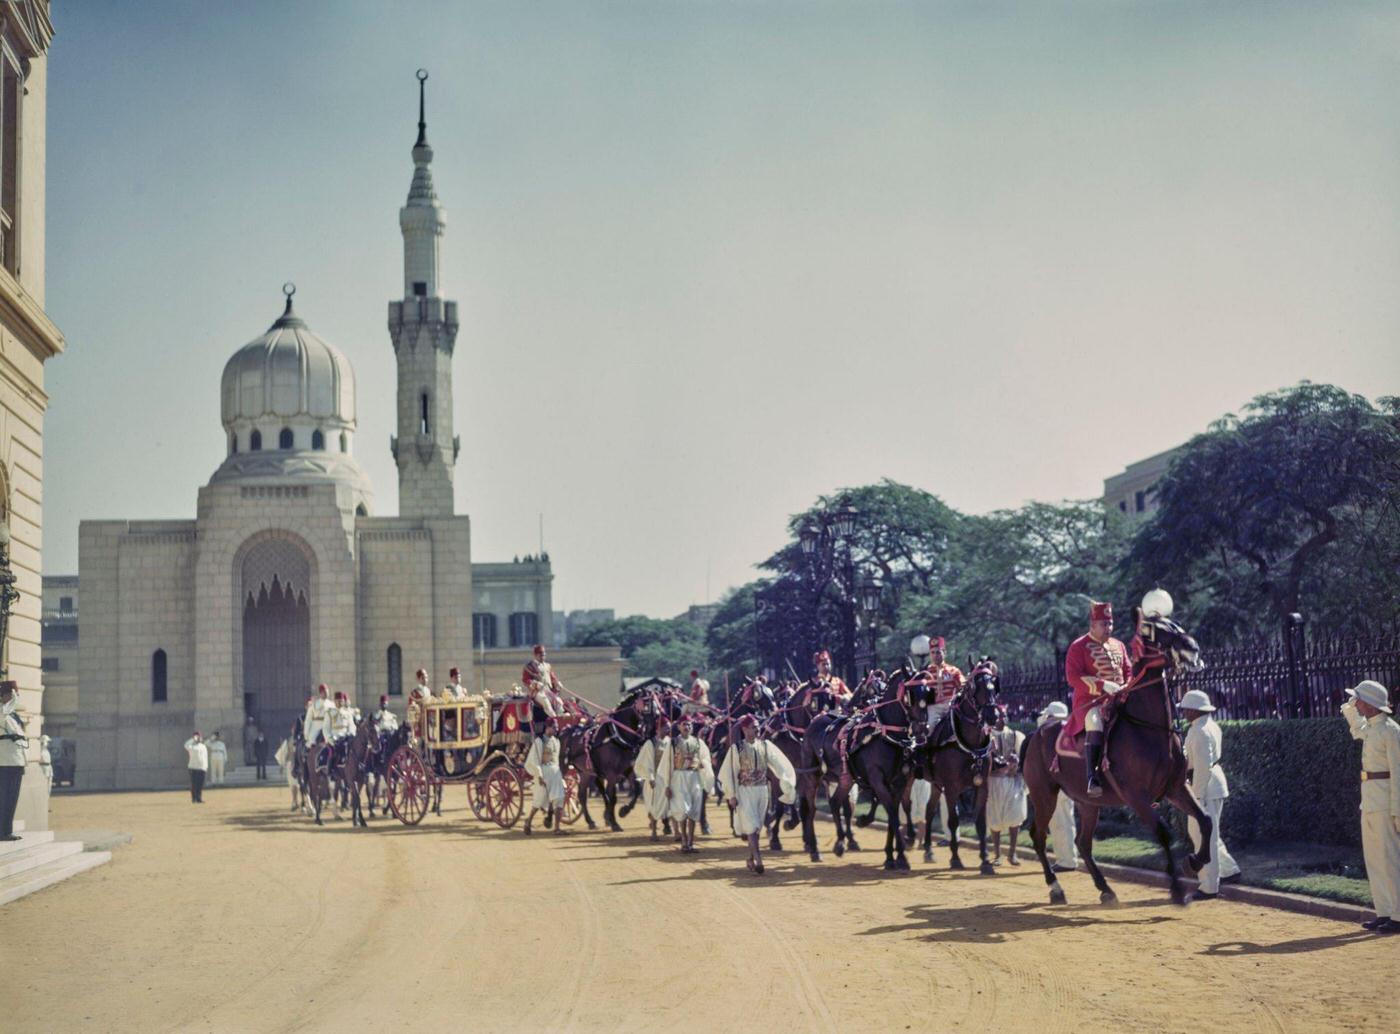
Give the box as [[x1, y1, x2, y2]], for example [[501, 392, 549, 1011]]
[[0, 523, 17, 676], [859, 577, 882, 671], [797, 502, 865, 683]]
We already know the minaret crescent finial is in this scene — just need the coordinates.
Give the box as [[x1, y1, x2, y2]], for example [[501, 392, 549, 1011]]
[[416, 68, 429, 147], [281, 281, 296, 316]]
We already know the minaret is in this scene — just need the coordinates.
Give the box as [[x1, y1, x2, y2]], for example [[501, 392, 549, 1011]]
[[389, 68, 459, 518]]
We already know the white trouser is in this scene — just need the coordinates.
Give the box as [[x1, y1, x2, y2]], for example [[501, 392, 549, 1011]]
[[1049, 794, 1079, 867], [1360, 810, 1400, 920], [1083, 705, 1105, 734], [1187, 797, 1233, 894], [911, 778, 931, 820], [926, 702, 952, 729], [209, 755, 226, 784]]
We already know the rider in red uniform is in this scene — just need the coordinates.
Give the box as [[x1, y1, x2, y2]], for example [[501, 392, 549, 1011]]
[[805, 649, 851, 709], [1064, 601, 1133, 798]]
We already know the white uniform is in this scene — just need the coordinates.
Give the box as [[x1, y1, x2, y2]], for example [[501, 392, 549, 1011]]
[[208, 738, 228, 785], [525, 734, 566, 809], [533, 687, 562, 719], [1184, 713, 1240, 893], [1036, 712, 1079, 867], [39, 735, 53, 792], [719, 738, 796, 837], [1, 697, 28, 767], [661, 733, 712, 822], [634, 737, 671, 823], [372, 707, 399, 734], [447, 680, 470, 701], [985, 727, 1027, 833], [328, 703, 355, 744], [184, 738, 208, 772], [303, 697, 333, 744], [1343, 701, 1400, 921]]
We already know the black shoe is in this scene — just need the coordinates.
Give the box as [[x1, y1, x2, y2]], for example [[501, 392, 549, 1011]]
[[1052, 863, 1076, 873], [1372, 918, 1398, 934], [0, 833, 19, 841], [1220, 872, 1242, 885], [1361, 916, 1386, 930], [1084, 741, 1104, 798], [1189, 890, 1218, 902]]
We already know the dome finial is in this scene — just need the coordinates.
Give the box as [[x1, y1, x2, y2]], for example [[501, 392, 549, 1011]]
[[281, 281, 296, 316], [415, 69, 429, 148]]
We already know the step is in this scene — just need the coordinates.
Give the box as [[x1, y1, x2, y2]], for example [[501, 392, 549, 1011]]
[[0, 850, 111, 907], [0, 838, 82, 880], [0, 829, 54, 859]]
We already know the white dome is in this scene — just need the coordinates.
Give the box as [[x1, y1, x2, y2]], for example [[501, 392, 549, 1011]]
[[220, 293, 355, 427]]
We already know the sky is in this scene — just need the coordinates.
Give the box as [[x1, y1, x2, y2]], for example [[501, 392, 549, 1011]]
[[43, 1, 1400, 617]]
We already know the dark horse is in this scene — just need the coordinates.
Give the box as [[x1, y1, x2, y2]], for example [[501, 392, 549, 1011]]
[[339, 717, 387, 828], [801, 672, 930, 870], [561, 689, 652, 832], [768, 679, 842, 860], [914, 664, 999, 873], [1021, 613, 1211, 905]]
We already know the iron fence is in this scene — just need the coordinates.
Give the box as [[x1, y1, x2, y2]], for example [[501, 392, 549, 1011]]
[[996, 627, 1400, 722]]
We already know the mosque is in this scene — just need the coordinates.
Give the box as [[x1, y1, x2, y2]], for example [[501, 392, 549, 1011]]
[[76, 74, 621, 788]]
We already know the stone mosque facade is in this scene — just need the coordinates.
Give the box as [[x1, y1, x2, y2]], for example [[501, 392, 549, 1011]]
[[77, 80, 621, 788]]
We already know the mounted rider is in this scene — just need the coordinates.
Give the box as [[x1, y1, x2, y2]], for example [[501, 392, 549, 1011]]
[[912, 635, 965, 744], [523, 644, 566, 735], [371, 694, 399, 734], [302, 683, 334, 746], [329, 690, 357, 766], [805, 649, 851, 710], [1064, 600, 1132, 798]]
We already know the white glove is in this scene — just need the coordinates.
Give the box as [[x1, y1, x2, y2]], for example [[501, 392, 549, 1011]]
[[1101, 681, 1123, 696]]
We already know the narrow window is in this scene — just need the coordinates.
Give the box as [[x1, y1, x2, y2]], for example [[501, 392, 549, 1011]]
[[229, 433, 238, 456], [387, 643, 403, 696], [473, 613, 498, 649], [311, 429, 325, 451], [508, 612, 538, 648], [413, 281, 427, 297], [339, 432, 348, 453], [355, 503, 367, 517], [250, 429, 262, 452], [59, 596, 74, 614], [1118, 500, 1127, 513], [41, 657, 58, 672], [152, 649, 168, 703], [420, 392, 430, 435], [0, 53, 20, 274], [279, 427, 294, 450], [1134, 490, 1146, 513]]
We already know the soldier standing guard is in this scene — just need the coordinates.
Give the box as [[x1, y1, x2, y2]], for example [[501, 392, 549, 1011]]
[[1341, 680, 1400, 934], [0, 681, 28, 837], [1180, 689, 1241, 900], [718, 714, 797, 875], [523, 718, 566, 836], [1063, 601, 1131, 797]]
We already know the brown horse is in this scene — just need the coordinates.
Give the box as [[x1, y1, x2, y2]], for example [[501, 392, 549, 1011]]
[[1021, 613, 1212, 905], [914, 665, 999, 873], [339, 718, 382, 828], [297, 739, 333, 826]]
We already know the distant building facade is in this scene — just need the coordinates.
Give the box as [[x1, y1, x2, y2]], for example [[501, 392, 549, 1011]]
[[1103, 446, 1182, 519], [40, 574, 77, 741], [0, 2, 60, 833], [550, 608, 616, 648]]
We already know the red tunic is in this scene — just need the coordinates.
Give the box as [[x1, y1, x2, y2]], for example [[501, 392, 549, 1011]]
[[913, 663, 963, 705], [521, 658, 562, 693], [1063, 633, 1132, 738]]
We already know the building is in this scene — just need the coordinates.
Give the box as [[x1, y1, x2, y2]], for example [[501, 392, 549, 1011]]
[[1103, 446, 1182, 519], [0, 2, 59, 833], [551, 608, 615, 648], [77, 76, 620, 789], [39, 574, 77, 741], [677, 603, 718, 628]]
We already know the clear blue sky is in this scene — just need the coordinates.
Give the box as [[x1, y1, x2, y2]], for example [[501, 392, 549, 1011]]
[[43, 1, 1400, 617]]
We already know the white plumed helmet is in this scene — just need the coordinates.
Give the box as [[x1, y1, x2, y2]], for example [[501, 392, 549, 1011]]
[[909, 634, 931, 658], [1140, 587, 1174, 619]]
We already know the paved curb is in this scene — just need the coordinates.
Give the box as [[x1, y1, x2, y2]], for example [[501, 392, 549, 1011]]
[[816, 805, 1370, 925]]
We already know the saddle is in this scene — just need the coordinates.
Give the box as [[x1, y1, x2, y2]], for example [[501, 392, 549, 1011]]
[[1048, 709, 1118, 775]]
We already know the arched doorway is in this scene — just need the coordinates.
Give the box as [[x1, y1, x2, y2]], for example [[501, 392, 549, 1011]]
[[240, 536, 312, 748]]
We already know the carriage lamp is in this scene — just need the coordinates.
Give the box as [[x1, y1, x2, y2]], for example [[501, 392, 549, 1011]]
[[0, 523, 16, 677]]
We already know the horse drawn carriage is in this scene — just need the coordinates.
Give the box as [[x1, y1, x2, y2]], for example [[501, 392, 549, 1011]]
[[383, 691, 585, 828]]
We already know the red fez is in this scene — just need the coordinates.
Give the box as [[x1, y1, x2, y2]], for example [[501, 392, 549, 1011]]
[[737, 714, 758, 731], [532, 644, 545, 657], [317, 683, 329, 694], [379, 694, 389, 705], [690, 670, 699, 679], [449, 667, 460, 679], [1090, 601, 1113, 622], [335, 691, 348, 701], [930, 637, 946, 651], [814, 650, 831, 665]]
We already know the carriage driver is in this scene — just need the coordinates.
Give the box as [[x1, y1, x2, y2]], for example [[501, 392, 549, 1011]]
[[524, 644, 565, 735], [446, 666, 469, 700], [1064, 601, 1133, 798]]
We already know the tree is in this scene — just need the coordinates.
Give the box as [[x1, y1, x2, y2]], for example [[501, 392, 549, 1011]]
[[571, 614, 710, 681], [1127, 383, 1400, 640]]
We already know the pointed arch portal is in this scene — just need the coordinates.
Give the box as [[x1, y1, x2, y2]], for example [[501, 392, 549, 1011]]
[[240, 536, 312, 739]]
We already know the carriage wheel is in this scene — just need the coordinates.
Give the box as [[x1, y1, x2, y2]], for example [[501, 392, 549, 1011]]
[[560, 768, 584, 826], [386, 746, 432, 826], [485, 766, 525, 829], [466, 777, 489, 822]]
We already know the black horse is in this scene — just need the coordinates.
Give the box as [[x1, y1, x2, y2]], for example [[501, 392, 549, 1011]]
[[800, 672, 930, 870], [913, 664, 999, 873], [561, 688, 653, 832], [767, 679, 841, 858]]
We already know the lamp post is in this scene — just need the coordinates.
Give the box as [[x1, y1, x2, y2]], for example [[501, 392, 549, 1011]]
[[0, 524, 17, 676], [797, 502, 863, 683], [858, 577, 882, 672]]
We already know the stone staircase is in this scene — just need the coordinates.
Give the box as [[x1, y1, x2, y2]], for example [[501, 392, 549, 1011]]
[[217, 764, 282, 788], [0, 821, 112, 906]]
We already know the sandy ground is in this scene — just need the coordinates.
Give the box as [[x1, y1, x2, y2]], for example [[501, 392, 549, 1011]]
[[3, 785, 1393, 1034]]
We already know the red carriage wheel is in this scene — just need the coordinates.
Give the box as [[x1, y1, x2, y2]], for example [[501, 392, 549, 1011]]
[[560, 767, 584, 826], [386, 745, 432, 826], [466, 777, 489, 821], [485, 765, 525, 829]]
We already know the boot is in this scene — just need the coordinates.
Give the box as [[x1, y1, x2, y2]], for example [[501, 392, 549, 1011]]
[[1084, 735, 1104, 798]]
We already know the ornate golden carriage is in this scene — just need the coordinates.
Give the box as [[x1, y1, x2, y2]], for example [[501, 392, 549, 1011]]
[[383, 691, 583, 828]]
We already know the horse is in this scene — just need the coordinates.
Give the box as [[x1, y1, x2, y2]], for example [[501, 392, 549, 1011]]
[[913, 664, 999, 873], [800, 671, 930, 870], [338, 717, 384, 828], [297, 737, 333, 826], [766, 679, 841, 857], [560, 689, 652, 832], [1021, 613, 1211, 906]]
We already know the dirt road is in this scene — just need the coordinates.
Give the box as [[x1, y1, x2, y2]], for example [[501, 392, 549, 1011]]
[[4, 787, 1391, 1033]]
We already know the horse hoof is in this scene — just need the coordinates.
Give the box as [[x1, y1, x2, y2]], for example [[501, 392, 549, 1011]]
[[1102, 890, 1121, 906], [923, 849, 934, 864], [1169, 888, 1187, 907], [949, 856, 965, 871], [846, 839, 861, 852], [882, 858, 897, 871], [834, 842, 846, 857], [1049, 884, 1067, 905], [783, 817, 799, 831], [810, 851, 822, 863], [904, 824, 917, 842], [315, 819, 323, 826], [769, 844, 784, 854], [896, 856, 911, 872], [586, 821, 598, 831], [979, 861, 997, 876]]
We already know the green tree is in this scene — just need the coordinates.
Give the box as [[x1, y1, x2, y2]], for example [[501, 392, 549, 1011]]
[[1127, 383, 1400, 640], [572, 615, 710, 681]]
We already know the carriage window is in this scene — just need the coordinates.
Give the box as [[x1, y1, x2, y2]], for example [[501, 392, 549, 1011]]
[[152, 649, 168, 703], [473, 613, 498, 649], [508, 612, 538, 648], [387, 643, 403, 696], [312, 429, 325, 451]]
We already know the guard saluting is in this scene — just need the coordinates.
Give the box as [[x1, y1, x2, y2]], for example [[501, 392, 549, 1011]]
[[1342, 680, 1400, 934]]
